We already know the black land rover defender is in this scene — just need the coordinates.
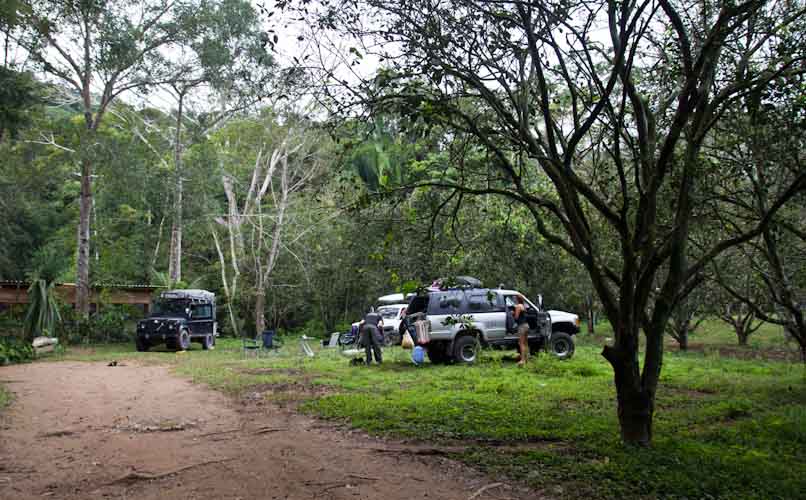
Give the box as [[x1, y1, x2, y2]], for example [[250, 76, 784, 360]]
[[136, 290, 217, 352]]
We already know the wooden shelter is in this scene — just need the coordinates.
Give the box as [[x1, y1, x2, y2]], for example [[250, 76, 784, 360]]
[[0, 281, 162, 313]]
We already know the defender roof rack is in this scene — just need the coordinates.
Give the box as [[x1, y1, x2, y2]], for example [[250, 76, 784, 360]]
[[159, 289, 215, 303]]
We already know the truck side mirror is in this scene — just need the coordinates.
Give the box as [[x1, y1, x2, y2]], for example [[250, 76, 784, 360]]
[[537, 294, 544, 310]]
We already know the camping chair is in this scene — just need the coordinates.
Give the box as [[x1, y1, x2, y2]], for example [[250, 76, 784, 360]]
[[300, 335, 316, 358], [242, 330, 282, 358], [242, 333, 263, 358]]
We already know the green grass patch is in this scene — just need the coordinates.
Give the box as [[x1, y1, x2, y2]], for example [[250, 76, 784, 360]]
[[0, 384, 11, 411], [50, 331, 806, 499]]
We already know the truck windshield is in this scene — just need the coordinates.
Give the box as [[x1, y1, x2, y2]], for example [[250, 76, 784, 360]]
[[153, 300, 188, 316]]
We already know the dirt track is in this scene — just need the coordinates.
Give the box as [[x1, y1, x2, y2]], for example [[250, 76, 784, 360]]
[[0, 362, 544, 500]]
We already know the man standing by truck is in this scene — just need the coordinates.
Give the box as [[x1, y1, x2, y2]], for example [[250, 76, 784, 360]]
[[359, 307, 384, 365]]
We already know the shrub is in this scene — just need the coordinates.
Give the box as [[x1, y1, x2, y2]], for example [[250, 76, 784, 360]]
[[61, 306, 134, 344], [23, 279, 61, 340], [0, 336, 35, 365]]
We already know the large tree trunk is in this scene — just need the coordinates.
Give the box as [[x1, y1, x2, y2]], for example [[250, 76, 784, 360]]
[[603, 342, 654, 445], [168, 93, 185, 284], [784, 324, 806, 364], [255, 289, 266, 336], [75, 157, 92, 316], [678, 330, 689, 351]]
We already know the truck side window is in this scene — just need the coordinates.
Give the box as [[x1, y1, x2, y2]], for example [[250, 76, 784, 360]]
[[432, 291, 463, 314], [468, 293, 494, 312], [407, 296, 429, 315], [191, 304, 212, 319]]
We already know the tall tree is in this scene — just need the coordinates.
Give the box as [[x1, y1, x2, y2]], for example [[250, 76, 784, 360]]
[[165, 0, 273, 284], [295, 0, 806, 444], [210, 116, 327, 337], [11, 0, 206, 314]]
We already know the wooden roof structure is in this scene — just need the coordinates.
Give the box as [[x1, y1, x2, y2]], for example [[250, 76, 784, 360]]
[[0, 281, 163, 311]]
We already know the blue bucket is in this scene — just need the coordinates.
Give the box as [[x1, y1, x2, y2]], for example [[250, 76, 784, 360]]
[[262, 330, 275, 348], [412, 345, 425, 365]]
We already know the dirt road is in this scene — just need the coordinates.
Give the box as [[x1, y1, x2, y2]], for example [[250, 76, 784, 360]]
[[0, 362, 542, 500]]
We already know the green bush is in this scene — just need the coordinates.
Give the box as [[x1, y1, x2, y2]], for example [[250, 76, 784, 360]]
[[293, 319, 327, 338], [61, 306, 132, 344], [23, 279, 61, 340], [0, 305, 25, 334], [0, 336, 35, 365]]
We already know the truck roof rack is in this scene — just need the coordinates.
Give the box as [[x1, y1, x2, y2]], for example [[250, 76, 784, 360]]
[[159, 289, 215, 303]]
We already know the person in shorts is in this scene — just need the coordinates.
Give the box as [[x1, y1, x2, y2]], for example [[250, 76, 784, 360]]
[[514, 295, 529, 366]]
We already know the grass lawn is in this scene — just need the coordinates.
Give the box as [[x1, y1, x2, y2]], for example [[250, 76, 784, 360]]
[[20, 325, 806, 499]]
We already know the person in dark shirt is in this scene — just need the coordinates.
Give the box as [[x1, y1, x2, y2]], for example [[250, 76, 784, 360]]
[[359, 307, 384, 365]]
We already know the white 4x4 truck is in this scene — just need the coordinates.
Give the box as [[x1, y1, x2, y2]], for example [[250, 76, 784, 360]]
[[404, 287, 579, 364], [350, 293, 413, 346]]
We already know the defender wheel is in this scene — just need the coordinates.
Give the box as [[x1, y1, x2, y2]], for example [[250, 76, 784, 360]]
[[177, 329, 191, 351], [202, 334, 214, 350], [549, 332, 575, 360], [453, 335, 479, 364], [135, 338, 149, 352]]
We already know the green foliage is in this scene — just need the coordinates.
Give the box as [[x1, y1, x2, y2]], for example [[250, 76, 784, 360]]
[[23, 279, 61, 340], [60, 306, 134, 344], [0, 384, 10, 410], [290, 319, 327, 338], [0, 67, 40, 140], [0, 335, 35, 365]]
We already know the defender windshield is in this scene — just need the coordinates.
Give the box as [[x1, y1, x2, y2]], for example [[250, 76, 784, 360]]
[[153, 299, 189, 317]]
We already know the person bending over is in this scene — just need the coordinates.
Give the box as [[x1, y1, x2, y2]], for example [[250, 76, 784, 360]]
[[359, 307, 384, 365]]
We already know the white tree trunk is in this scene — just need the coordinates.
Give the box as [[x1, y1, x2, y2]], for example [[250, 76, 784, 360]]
[[168, 92, 185, 284]]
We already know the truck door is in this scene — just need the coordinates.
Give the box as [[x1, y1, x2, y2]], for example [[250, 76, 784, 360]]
[[503, 295, 520, 342], [427, 291, 464, 341], [189, 303, 214, 336], [467, 291, 505, 343]]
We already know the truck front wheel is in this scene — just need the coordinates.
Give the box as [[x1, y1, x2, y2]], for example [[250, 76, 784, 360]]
[[135, 338, 149, 352], [549, 332, 575, 360], [177, 329, 191, 351], [453, 335, 480, 364]]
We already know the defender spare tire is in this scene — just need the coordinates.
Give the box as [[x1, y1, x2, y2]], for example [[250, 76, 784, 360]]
[[549, 332, 575, 360], [453, 335, 479, 364]]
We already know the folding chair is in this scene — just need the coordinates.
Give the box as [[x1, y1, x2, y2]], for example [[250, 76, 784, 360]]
[[300, 335, 316, 358], [242, 333, 262, 358]]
